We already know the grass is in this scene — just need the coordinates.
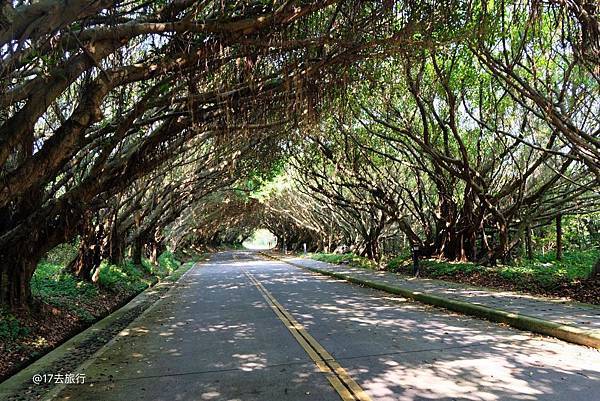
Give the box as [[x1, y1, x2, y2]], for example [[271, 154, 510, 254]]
[[2, 250, 188, 345], [31, 261, 99, 322], [311, 252, 378, 270], [1, 250, 190, 379], [0, 308, 30, 343], [311, 249, 598, 290], [164, 259, 200, 283], [97, 260, 152, 294], [495, 250, 598, 287], [3, 251, 186, 340], [409, 250, 598, 288], [386, 250, 412, 271]]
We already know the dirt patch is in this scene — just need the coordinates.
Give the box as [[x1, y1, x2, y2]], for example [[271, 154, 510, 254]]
[[0, 289, 136, 382]]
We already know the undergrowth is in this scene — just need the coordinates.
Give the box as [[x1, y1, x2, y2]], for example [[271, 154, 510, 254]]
[[312, 249, 598, 289]]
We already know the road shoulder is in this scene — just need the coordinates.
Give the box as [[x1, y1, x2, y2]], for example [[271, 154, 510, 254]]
[[0, 262, 196, 400], [261, 252, 600, 349]]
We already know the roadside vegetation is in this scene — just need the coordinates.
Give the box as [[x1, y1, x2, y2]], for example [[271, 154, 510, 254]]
[[312, 253, 378, 270], [1, 0, 599, 385], [310, 248, 600, 304], [0, 244, 193, 381]]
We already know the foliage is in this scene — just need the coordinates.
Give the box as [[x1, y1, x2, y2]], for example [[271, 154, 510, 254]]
[[386, 250, 412, 271], [158, 251, 181, 274], [98, 252, 183, 292], [254, 1, 600, 266], [97, 261, 152, 294], [3, 253, 184, 347], [174, 249, 208, 264], [0, 308, 30, 343], [313, 249, 597, 291], [0, 0, 598, 310], [311, 253, 377, 270], [507, 251, 599, 285], [44, 242, 79, 266], [31, 262, 98, 321], [140, 251, 182, 279], [140, 259, 155, 275], [388, 250, 599, 288], [164, 261, 196, 283], [417, 261, 483, 277]]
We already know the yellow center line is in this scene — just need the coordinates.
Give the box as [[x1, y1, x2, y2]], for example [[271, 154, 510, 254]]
[[243, 269, 372, 401]]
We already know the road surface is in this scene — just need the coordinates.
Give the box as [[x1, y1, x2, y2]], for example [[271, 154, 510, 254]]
[[50, 251, 600, 401]]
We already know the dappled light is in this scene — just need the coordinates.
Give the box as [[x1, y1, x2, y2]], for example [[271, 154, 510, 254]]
[[0, 1, 599, 400], [244, 258, 600, 401], [2, 251, 598, 401], [283, 258, 600, 333]]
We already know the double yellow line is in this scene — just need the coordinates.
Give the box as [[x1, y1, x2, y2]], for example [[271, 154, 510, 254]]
[[243, 270, 372, 401]]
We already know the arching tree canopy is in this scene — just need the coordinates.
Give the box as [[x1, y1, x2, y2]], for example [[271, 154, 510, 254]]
[[0, 0, 598, 309]]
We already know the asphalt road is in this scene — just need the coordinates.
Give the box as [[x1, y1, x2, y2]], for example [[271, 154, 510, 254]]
[[51, 251, 600, 401]]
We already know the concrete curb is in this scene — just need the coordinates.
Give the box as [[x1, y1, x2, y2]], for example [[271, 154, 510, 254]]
[[261, 253, 600, 350], [0, 261, 197, 395]]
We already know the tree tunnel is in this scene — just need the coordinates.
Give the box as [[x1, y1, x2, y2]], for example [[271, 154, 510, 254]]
[[0, 0, 598, 313]]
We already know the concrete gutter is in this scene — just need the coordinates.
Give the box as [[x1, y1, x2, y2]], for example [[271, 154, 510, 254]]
[[261, 253, 600, 350], [0, 261, 197, 396]]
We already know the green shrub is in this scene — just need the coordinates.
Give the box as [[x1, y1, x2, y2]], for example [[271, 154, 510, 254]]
[[97, 260, 149, 293], [386, 249, 598, 289], [502, 250, 599, 286], [387, 253, 411, 271], [164, 260, 195, 282], [0, 308, 30, 343], [423, 260, 481, 276], [140, 258, 155, 275], [136, 252, 181, 279], [158, 251, 181, 273], [311, 253, 377, 269], [31, 262, 98, 306], [26, 252, 184, 326]]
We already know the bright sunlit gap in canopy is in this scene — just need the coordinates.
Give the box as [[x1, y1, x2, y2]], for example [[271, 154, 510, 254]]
[[243, 229, 278, 250]]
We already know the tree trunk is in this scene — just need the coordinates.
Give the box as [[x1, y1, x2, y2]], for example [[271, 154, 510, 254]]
[[591, 256, 600, 278], [488, 229, 497, 266], [151, 245, 158, 264], [0, 256, 36, 310], [108, 233, 124, 266], [556, 214, 563, 261], [366, 236, 380, 261], [107, 216, 124, 265], [148, 240, 163, 264], [70, 217, 103, 281], [0, 197, 85, 309], [525, 225, 533, 260], [498, 223, 509, 263], [70, 242, 102, 281], [459, 234, 468, 262], [469, 230, 477, 261], [132, 237, 143, 266]]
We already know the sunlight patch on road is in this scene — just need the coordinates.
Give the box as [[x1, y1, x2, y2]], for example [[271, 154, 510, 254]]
[[243, 268, 373, 401]]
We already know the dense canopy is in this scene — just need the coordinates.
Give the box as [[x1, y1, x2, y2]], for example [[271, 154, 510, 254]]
[[0, 0, 598, 310]]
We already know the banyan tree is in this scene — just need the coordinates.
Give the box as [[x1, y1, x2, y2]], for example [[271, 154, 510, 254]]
[[0, 0, 598, 309]]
